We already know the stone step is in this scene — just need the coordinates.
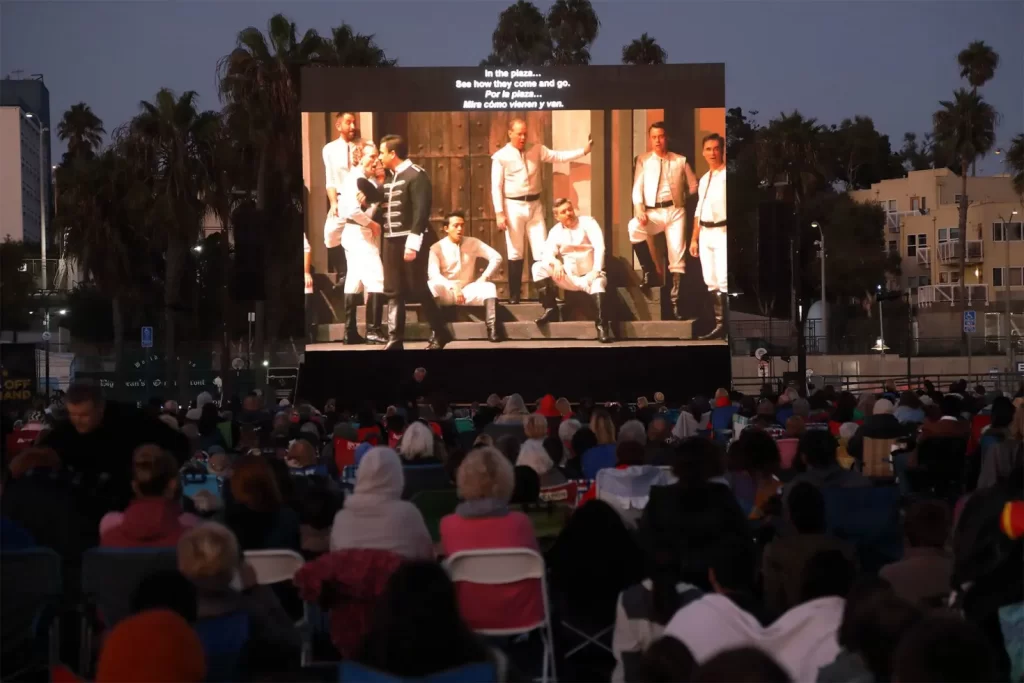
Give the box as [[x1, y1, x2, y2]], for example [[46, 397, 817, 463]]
[[316, 319, 694, 342]]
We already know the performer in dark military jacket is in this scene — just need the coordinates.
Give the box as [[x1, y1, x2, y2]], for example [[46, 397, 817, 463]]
[[378, 134, 451, 351]]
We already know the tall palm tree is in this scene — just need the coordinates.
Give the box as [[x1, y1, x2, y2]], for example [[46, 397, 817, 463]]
[[127, 88, 219, 393], [932, 88, 997, 308], [1005, 133, 1024, 197], [755, 111, 828, 208], [621, 33, 666, 65], [482, 0, 552, 66], [56, 103, 105, 162], [218, 14, 323, 379], [956, 41, 999, 176], [547, 0, 600, 65], [323, 24, 396, 66]]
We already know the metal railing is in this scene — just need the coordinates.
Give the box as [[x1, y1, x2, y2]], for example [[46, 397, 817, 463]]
[[937, 239, 984, 264], [916, 246, 931, 269], [918, 284, 989, 307], [20, 258, 62, 290], [733, 372, 1023, 396]]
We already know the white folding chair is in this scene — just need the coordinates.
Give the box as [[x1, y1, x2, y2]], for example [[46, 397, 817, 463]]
[[444, 548, 557, 683], [242, 549, 312, 665]]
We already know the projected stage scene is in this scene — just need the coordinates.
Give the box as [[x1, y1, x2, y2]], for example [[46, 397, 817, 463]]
[[301, 65, 726, 351]]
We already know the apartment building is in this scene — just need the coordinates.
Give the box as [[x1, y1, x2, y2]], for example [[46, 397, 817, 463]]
[[850, 168, 1024, 309]]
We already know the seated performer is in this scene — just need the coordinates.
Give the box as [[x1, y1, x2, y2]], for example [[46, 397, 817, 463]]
[[428, 211, 504, 343], [532, 198, 613, 344], [336, 139, 387, 345]]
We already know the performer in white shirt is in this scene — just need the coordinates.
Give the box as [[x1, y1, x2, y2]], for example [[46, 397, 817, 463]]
[[491, 118, 592, 304], [690, 133, 728, 339], [532, 198, 613, 343], [627, 122, 698, 319], [428, 211, 504, 343], [336, 139, 387, 345], [322, 112, 360, 286]]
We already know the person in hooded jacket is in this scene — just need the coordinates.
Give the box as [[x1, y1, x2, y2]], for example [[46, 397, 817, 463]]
[[329, 447, 434, 560]]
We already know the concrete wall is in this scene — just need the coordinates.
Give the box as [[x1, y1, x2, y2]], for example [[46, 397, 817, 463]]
[[0, 107, 24, 242], [732, 353, 1021, 381]]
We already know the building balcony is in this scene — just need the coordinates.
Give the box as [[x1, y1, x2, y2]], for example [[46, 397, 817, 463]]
[[885, 210, 926, 234], [916, 246, 931, 269], [918, 283, 989, 307], [937, 239, 983, 265], [20, 258, 67, 291]]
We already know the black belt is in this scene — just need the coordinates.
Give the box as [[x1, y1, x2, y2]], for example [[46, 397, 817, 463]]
[[507, 194, 540, 202], [646, 201, 674, 209], [700, 220, 727, 228]]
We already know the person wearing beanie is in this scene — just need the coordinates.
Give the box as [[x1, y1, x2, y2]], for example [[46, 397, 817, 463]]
[[845, 397, 905, 461], [95, 609, 206, 682]]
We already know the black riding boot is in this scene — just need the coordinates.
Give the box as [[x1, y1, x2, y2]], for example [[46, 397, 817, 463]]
[[507, 259, 524, 304], [485, 298, 501, 342], [364, 293, 387, 345], [700, 292, 726, 340], [668, 273, 683, 321], [342, 294, 365, 344], [384, 298, 405, 351], [420, 294, 451, 350], [633, 242, 660, 287], [594, 292, 613, 343], [535, 278, 560, 325]]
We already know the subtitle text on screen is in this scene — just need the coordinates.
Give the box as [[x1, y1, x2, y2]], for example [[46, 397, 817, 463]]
[[456, 69, 570, 111]]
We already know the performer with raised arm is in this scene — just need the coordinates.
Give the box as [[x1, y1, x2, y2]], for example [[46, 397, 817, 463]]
[[428, 211, 505, 343], [690, 133, 728, 339], [378, 134, 451, 351], [335, 139, 387, 345], [532, 198, 613, 344], [627, 122, 698, 319], [491, 118, 592, 304], [322, 112, 360, 287]]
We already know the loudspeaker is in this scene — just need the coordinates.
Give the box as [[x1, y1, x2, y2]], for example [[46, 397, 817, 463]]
[[231, 203, 266, 301], [756, 200, 794, 316]]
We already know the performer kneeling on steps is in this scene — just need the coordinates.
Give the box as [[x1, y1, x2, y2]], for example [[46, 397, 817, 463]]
[[428, 211, 505, 342], [532, 198, 613, 344], [378, 134, 451, 351]]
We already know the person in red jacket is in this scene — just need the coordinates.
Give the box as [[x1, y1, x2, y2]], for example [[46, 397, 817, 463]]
[[101, 445, 195, 548]]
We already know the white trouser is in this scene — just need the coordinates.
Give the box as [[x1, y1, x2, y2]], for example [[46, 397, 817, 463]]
[[503, 198, 546, 264], [340, 224, 384, 294], [698, 225, 728, 293], [532, 262, 607, 294], [627, 206, 685, 274], [428, 280, 498, 306], [324, 214, 343, 249]]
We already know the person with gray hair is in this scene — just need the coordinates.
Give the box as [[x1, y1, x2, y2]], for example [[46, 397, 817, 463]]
[[397, 421, 450, 498], [397, 421, 435, 462], [618, 419, 648, 447], [516, 439, 567, 487], [791, 398, 810, 419], [558, 418, 582, 448]]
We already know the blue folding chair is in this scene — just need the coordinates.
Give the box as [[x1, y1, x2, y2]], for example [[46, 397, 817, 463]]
[[194, 610, 251, 682], [79, 548, 179, 675], [1, 548, 62, 680], [339, 660, 497, 682], [182, 471, 222, 501]]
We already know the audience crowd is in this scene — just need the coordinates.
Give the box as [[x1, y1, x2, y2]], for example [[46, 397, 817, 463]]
[[1, 376, 1023, 682]]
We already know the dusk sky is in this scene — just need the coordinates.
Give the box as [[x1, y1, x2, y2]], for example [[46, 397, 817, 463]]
[[2, 0, 1021, 175]]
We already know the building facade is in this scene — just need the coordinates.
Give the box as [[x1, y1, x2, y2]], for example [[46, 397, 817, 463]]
[[0, 105, 46, 244], [850, 169, 1024, 309]]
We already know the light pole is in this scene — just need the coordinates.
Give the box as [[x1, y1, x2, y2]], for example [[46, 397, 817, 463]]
[[811, 221, 826, 353], [24, 112, 48, 291], [998, 209, 1018, 376]]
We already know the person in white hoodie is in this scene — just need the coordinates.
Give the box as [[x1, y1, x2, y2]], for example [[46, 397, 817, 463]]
[[329, 447, 434, 560], [664, 548, 854, 681]]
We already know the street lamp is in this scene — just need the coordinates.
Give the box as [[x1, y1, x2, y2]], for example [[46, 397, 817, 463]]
[[23, 112, 48, 291], [876, 284, 885, 357], [997, 209, 1019, 374], [811, 221, 826, 353]]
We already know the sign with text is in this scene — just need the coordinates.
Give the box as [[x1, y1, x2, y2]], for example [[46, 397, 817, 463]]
[[266, 366, 299, 406], [963, 310, 976, 334], [141, 326, 153, 348], [0, 343, 37, 417], [456, 68, 571, 111]]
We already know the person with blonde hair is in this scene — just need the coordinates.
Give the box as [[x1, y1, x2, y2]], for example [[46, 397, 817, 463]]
[[523, 413, 549, 445], [177, 523, 301, 663], [440, 447, 543, 631], [516, 438, 567, 487], [101, 445, 196, 548], [582, 408, 618, 478]]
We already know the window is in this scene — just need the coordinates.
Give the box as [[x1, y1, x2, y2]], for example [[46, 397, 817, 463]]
[[938, 227, 960, 243], [939, 271, 962, 284], [993, 222, 1022, 241], [888, 239, 899, 254], [955, 194, 963, 205], [920, 196, 927, 212], [911, 197, 922, 211], [907, 233, 927, 256], [994, 267, 1024, 287], [886, 199, 898, 212]]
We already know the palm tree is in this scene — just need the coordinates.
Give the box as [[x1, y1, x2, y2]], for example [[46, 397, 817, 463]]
[[322, 24, 396, 66], [218, 14, 323, 380], [957, 41, 1000, 90], [56, 103, 105, 162], [621, 33, 666, 65], [755, 111, 828, 208], [932, 89, 997, 308], [482, 0, 552, 66], [127, 88, 219, 393], [1005, 133, 1024, 197], [547, 0, 600, 65]]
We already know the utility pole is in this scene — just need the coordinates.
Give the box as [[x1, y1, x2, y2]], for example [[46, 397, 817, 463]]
[[812, 221, 826, 353], [998, 210, 1018, 375]]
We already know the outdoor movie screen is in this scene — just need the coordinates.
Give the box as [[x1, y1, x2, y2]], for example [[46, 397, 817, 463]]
[[300, 64, 727, 351]]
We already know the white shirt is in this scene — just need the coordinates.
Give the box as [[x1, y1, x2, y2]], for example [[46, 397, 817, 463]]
[[428, 236, 503, 287], [491, 142, 586, 213], [542, 215, 605, 277], [323, 137, 355, 193], [656, 157, 674, 204], [696, 167, 727, 224], [324, 170, 379, 248]]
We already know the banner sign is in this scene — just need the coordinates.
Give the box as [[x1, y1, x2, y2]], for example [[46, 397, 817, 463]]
[[0, 343, 38, 416]]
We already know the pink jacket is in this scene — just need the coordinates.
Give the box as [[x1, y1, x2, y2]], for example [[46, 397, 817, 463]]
[[440, 511, 544, 631], [99, 498, 191, 548]]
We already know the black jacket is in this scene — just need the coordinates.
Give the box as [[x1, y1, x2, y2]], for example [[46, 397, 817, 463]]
[[381, 161, 432, 241]]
